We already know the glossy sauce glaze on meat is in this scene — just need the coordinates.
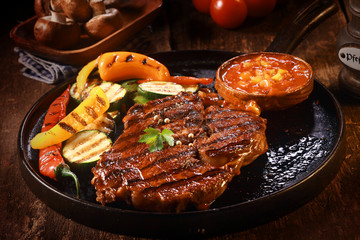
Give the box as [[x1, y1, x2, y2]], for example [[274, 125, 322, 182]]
[[91, 91, 268, 212]]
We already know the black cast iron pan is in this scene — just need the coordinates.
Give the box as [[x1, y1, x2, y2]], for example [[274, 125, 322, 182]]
[[18, 0, 344, 237]]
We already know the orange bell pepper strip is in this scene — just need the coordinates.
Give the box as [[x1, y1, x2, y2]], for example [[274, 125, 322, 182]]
[[97, 51, 170, 82], [31, 86, 110, 149]]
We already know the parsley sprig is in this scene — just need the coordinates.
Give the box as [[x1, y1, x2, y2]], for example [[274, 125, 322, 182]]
[[138, 127, 174, 152]]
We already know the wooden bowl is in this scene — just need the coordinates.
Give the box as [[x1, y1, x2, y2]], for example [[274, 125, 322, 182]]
[[215, 52, 314, 111], [10, 0, 162, 66]]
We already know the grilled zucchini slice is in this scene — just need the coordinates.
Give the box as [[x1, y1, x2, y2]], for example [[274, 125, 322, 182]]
[[138, 81, 185, 100], [183, 84, 199, 93], [70, 79, 102, 104], [83, 112, 115, 135], [62, 130, 112, 165], [81, 81, 127, 112], [70, 82, 82, 103]]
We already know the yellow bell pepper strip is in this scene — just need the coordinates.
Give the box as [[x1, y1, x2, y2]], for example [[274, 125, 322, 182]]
[[97, 51, 170, 82], [75, 57, 99, 95], [31, 86, 110, 149]]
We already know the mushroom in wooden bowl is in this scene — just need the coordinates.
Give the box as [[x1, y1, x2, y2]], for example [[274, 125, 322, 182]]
[[215, 52, 314, 111], [85, 0, 123, 40], [33, 9, 81, 50]]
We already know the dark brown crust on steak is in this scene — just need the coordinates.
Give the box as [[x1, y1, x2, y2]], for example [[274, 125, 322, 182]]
[[91, 91, 268, 212]]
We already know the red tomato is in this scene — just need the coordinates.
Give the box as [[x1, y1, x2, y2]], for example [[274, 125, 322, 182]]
[[244, 0, 277, 18], [210, 0, 248, 29], [192, 0, 212, 14]]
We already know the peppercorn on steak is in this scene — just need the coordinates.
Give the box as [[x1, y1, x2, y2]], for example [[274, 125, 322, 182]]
[[91, 91, 268, 212]]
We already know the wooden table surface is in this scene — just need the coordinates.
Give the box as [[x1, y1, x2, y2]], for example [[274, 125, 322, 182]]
[[1, 0, 359, 239]]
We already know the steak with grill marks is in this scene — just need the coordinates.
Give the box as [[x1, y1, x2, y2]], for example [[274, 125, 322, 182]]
[[91, 91, 268, 212]]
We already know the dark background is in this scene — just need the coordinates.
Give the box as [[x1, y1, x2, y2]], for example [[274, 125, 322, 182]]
[[2, 1, 34, 33]]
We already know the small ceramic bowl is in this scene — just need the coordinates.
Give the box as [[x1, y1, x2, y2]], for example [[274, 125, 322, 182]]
[[215, 52, 314, 111]]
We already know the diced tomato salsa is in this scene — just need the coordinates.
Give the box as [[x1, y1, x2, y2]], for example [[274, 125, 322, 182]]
[[221, 53, 312, 95]]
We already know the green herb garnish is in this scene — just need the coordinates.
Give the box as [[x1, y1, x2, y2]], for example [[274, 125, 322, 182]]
[[138, 127, 175, 152]]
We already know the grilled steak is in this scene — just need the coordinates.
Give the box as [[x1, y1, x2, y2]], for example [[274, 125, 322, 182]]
[[91, 91, 268, 212]]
